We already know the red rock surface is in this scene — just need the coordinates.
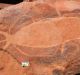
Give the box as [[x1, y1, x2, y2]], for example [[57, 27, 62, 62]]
[[0, 0, 80, 75], [0, 3, 12, 9]]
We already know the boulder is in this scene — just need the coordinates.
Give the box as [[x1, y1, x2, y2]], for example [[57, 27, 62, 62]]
[[0, 0, 80, 75]]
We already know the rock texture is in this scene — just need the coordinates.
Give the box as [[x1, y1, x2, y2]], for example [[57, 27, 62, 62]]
[[0, 0, 80, 75], [0, 3, 12, 9]]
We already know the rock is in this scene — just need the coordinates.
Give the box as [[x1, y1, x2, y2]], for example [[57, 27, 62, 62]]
[[0, 0, 80, 75], [0, 3, 12, 9]]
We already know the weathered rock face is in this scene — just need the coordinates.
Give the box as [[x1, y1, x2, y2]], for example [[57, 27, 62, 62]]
[[0, 3, 12, 9], [0, 0, 80, 75]]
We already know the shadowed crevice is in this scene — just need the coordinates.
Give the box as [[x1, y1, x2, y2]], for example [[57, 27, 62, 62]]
[[75, 73, 80, 75], [0, 0, 23, 4]]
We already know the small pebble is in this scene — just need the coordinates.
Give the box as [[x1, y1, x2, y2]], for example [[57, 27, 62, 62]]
[[21, 61, 30, 67]]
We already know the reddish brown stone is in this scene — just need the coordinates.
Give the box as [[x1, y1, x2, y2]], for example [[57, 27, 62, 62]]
[[0, 3, 12, 9], [0, 0, 80, 75]]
